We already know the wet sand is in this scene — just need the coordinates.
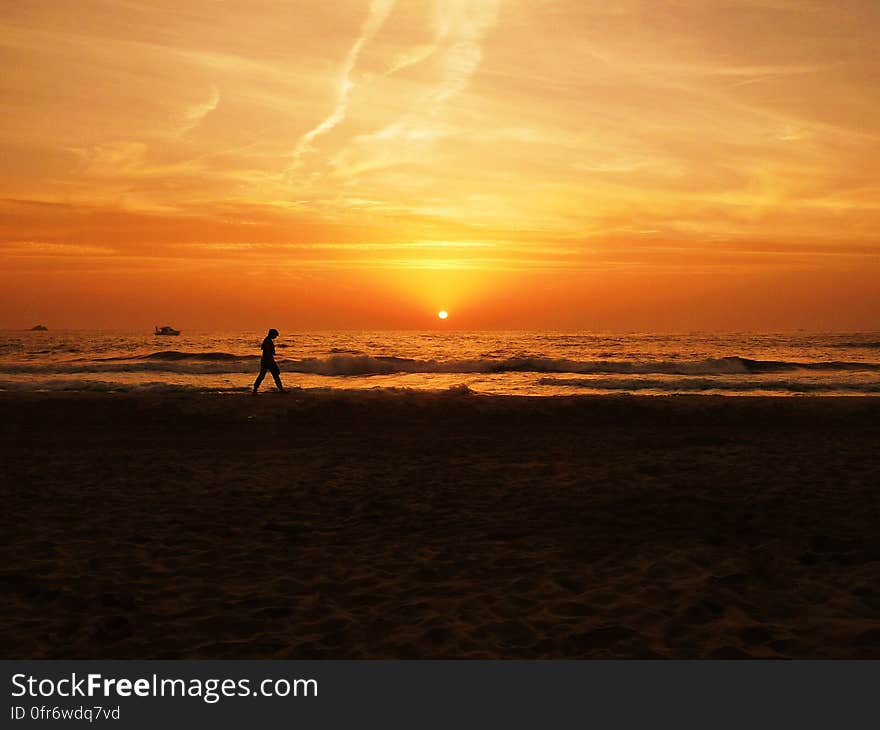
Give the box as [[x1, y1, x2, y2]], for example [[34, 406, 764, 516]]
[[2, 390, 880, 658]]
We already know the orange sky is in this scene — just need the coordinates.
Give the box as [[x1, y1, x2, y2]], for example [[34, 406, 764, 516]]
[[1, 0, 879, 330]]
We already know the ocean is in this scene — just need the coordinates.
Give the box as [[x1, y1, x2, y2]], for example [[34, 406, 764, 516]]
[[1, 330, 880, 396]]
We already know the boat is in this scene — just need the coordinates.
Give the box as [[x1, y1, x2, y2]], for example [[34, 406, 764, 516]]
[[30, 324, 48, 331], [154, 325, 181, 336]]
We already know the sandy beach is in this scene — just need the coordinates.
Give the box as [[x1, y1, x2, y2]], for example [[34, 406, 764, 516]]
[[2, 390, 880, 659]]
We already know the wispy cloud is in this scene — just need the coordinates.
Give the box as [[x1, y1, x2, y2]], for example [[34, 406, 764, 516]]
[[383, 43, 440, 76], [289, 0, 397, 171], [177, 84, 220, 136], [330, 0, 500, 178]]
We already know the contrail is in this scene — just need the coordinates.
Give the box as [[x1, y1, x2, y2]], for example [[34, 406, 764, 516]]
[[178, 84, 220, 136], [290, 0, 396, 169], [333, 0, 500, 178], [428, 0, 500, 111]]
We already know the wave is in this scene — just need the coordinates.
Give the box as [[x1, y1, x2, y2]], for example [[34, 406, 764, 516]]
[[538, 377, 880, 393], [0, 378, 245, 393], [2, 375, 878, 395], [2, 353, 880, 376], [0, 379, 475, 395], [134, 350, 250, 362], [830, 341, 880, 349]]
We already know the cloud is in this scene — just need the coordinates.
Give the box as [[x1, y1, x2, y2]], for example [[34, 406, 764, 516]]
[[383, 43, 440, 76], [420, 0, 500, 111], [330, 0, 500, 178], [289, 0, 397, 171], [177, 84, 220, 135]]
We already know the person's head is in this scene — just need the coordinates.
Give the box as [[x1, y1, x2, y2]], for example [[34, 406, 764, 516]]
[[268, 328, 279, 339]]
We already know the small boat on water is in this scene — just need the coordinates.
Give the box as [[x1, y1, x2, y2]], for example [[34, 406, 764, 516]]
[[30, 324, 48, 331], [154, 325, 181, 336]]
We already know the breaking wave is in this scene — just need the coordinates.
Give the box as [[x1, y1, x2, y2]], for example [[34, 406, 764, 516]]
[[0, 379, 475, 395], [3, 353, 879, 377], [830, 341, 880, 349], [538, 377, 880, 393]]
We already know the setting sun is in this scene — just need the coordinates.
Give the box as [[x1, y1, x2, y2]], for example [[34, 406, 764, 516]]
[[438, 310, 449, 320]]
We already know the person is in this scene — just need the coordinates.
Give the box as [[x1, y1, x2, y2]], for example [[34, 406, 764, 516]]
[[253, 328, 284, 393]]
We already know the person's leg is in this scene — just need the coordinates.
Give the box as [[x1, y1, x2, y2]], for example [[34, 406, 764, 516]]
[[253, 365, 268, 392], [269, 362, 284, 391]]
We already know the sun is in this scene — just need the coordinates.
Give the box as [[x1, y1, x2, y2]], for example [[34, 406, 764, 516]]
[[437, 310, 449, 320]]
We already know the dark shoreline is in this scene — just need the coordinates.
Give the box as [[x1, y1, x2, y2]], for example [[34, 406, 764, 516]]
[[3, 391, 880, 658]]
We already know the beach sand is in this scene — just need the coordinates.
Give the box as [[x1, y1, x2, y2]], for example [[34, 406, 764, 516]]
[[2, 390, 880, 659]]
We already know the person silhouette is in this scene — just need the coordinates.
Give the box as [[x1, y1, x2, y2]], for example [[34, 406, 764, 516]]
[[253, 328, 284, 393]]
